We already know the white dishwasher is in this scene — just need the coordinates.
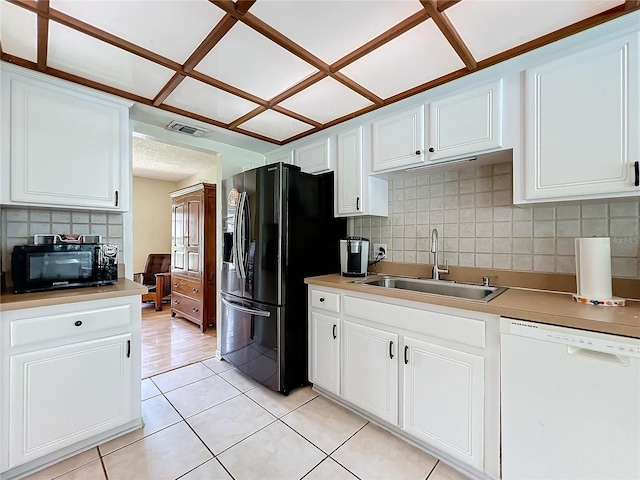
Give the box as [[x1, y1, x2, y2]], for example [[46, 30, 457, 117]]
[[500, 317, 640, 480]]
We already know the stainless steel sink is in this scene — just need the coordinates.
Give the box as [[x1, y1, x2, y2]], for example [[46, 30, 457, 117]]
[[352, 276, 507, 303]]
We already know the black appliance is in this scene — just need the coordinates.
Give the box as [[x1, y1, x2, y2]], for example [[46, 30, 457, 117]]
[[220, 162, 346, 395], [11, 243, 118, 293], [340, 236, 370, 276]]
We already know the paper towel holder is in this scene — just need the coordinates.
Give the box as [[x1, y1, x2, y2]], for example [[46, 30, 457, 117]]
[[573, 237, 626, 307], [571, 293, 626, 307]]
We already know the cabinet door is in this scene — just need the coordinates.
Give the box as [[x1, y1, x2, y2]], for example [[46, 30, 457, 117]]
[[172, 199, 187, 275], [342, 320, 398, 425], [265, 149, 294, 165], [428, 80, 503, 161], [522, 33, 640, 202], [8, 334, 133, 468], [185, 195, 203, 275], [3, 73, 129, 210], [337, 127, 363, 215], [372, 106, 424, 172], [402, 336, 484, 470], [294, 138, 332, 174], [310, 312, 341, 395]]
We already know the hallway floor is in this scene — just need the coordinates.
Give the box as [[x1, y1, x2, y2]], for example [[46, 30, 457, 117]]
[[140, 303, 217, 379], [23, 357, 470, 480]]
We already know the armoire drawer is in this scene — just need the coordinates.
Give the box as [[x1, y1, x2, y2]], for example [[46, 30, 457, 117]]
[[172, 276, 202, 300], [171, 293, 203, 323]]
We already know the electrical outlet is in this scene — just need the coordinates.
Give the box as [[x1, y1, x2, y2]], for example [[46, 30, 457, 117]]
[[373, 243, 387, 260]]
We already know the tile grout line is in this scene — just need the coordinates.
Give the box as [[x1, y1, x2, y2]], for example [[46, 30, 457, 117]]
[[98, 451, 109, 480], [110, 360, 379, 480], [151, 364, 239, 479], [425, 460, 439, 480], [100, 362, 229, 463], [148, 362, 219, 394], [276, 397, 368, 480]]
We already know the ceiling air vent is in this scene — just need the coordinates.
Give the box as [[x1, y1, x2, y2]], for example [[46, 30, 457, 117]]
[[166, 121, 209, 137]]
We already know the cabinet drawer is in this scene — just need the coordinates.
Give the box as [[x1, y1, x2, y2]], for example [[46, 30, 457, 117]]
[[311, 290, 340, 313], [172, 276, 202, 300], [343, 296, 486, 348], [171, 293, 203, 322], [10, 303, 132, 348]]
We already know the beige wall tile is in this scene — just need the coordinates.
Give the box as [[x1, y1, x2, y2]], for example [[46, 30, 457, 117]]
[[347, 165, 639, 278]]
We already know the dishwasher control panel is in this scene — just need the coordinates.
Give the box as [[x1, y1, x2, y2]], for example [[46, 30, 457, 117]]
[[502, 318, 640, 357]]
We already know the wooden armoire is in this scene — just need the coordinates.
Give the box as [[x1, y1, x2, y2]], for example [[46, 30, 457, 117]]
[[169, 183, 216, 332]]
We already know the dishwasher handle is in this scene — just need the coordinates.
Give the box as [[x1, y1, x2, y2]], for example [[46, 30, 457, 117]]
[[567, 346, 630, 367]]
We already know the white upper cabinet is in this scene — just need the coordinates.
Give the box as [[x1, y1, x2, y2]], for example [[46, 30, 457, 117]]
[[517, 32, 640, 203], [427, 80, 503, 162], [372, 105, 425, 172], [0, 65, 132, 211], [265, 148, 293, 165], [336, 126, 388, 217], [294, 137, 334, 174]]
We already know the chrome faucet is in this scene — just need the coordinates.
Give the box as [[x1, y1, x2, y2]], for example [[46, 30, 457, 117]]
[[430, 228, 449, 280]]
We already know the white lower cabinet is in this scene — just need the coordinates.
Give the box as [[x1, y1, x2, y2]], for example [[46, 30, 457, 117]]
[[307, 285, 500, 479], [0, 295, 142, 476], [402, 336, 485, 471], [310, 312, 341, 396], [342, 320, 398, 425], [9, 334, 133, 467]]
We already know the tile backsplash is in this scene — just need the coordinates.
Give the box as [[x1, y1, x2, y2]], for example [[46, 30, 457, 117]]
[[1, 207, 125, 277], [353, 162, 640, 278]]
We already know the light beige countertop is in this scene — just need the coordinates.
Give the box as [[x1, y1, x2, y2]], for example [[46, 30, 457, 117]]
[[305, 274, 640, 339], [0, 278, 148, 312]]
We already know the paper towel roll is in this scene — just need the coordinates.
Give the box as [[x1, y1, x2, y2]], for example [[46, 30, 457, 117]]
[[575, 237, 612, 299]]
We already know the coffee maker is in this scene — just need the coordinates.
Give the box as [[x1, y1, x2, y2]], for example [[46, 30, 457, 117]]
[[340, 237, 370, 277]]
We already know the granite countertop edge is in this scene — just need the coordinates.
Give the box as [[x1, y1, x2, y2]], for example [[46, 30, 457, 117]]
[[305, 274, 640, 339]]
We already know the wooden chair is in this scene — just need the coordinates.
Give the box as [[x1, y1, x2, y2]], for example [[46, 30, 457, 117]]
[[133, 254, 171, 311]]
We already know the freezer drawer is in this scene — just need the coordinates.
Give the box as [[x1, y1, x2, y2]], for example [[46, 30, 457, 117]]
[[220, 294, 282, 393]]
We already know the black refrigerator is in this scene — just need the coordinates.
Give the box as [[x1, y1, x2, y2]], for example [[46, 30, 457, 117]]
[[220, 162, 346, 395]]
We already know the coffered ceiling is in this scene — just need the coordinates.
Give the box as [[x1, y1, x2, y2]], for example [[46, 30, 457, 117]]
[[1, 0, 637, 147]]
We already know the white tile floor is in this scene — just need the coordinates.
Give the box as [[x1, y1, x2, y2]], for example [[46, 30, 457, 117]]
[[24, 357, 471, 480]]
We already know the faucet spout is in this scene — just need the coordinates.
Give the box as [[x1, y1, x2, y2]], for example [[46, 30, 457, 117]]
[[430, 228, 449, 280], [430, 228, 438, 254]]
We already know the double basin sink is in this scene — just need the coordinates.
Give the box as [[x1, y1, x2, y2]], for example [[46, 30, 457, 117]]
[[352, 275, 507, 303]]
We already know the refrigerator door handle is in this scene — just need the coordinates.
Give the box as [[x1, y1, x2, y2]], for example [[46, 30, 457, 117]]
[[232, 192, 242, 278], [241, 191, 251, 278], [221, 297, 271, 317], [236, 192, 248, 279]]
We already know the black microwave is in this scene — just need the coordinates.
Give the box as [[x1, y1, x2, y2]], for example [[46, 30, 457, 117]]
[[11, 244, 118, 293]]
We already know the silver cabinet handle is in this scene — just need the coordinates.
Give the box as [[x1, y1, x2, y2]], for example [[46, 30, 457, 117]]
[[192, 307, 199, 313], [222, 297, 270, 317]]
